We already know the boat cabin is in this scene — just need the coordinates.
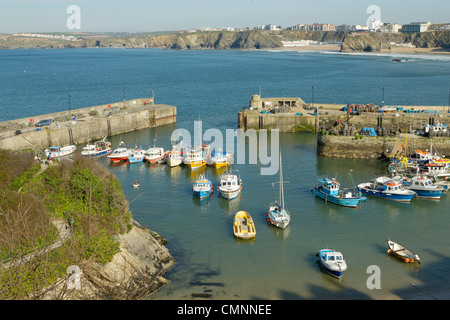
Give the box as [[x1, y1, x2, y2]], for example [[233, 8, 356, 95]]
[[383, 181, 404, 192], [317, 178, 340, 196], [321, 250, 344, 262], [221, 174, 241, 188]]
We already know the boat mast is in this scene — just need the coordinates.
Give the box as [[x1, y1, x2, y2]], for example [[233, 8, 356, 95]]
[[280, 153, 284, 209]]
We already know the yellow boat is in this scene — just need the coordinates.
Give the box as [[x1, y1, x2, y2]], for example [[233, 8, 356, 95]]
[[190, 159, 206, 170], [233, 211, 256, 240]]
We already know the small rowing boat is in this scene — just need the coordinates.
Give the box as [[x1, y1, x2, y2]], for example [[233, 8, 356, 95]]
[[386, 239, 421, 264]]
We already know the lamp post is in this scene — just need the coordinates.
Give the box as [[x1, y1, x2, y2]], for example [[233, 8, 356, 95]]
[[68, 94, 72, 116], [123, 87, 126, 108]]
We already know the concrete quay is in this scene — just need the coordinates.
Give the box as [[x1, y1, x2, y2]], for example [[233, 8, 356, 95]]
[[0, 98, 176, 153], [317, 134, 450, 159]]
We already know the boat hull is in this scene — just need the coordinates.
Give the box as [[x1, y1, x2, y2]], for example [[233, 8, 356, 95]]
[[266, 207, 290, 229], [233, 211, 256, 240], [82, 148, 112, 158], [313, 187, 362, 207], [219, 188, 241, 200], [412, 189, 444, 199], [319, 263, 345, 279], [358, 183, 416, 202], [167, 157, 183, 167]]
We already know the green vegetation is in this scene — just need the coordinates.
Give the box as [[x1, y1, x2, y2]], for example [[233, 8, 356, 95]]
[[0, 152, 132, 299]]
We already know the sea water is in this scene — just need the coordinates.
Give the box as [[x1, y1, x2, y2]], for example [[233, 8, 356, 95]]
[[1, 48, 450, 299]]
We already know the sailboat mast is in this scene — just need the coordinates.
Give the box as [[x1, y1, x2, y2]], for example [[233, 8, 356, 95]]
[[280, 153, 284, 209]]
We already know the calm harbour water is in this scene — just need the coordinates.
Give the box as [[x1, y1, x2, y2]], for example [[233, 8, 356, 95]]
[[1, 48, 450, 299]]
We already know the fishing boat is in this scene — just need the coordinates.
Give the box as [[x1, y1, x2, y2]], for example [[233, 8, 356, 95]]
[[218, 170, 242, 200], [44, 145, 76, 159], [183, 145, 206, 170], [266, 153, 290, 229], [387, 239, 421, 264], [144, 147, 165, 164], [132, 180, 140, 188], [192, 174, 213, 199], [357, 176, 416, 202], [126, 149, 145, 164], [394, 175, 445, 199], [166, 142, 184, 167], [81, 140, 112, 158], [313, 177, 366, 208], [419, 162, 450, 178], [209, 149, 233, 168], [316, 249, 348, 279], [107, 141, 129, 162], [233, 211, 256, 240]]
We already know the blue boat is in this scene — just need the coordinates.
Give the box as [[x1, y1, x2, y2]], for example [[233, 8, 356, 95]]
[[394, 175, 445, 200], [313, 177, 366, 208], [193, 174, 213, 199], [357, 176, 416, 202], [127, 150, 145, 164], [316, 249, 347, 279]]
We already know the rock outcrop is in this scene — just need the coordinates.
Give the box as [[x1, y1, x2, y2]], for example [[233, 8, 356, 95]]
[[42, 220, 175, 300]]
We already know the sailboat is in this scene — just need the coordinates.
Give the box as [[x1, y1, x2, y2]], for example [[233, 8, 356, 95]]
[[266, 152, 290, 229]]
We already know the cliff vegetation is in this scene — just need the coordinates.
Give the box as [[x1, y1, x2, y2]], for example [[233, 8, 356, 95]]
[[0, 152, 173, 299]]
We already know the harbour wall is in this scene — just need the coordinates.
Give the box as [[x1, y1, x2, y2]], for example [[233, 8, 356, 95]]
[[317, 135, 450, 159], [238, 108, 450, 133], [0, 98, 177, 153]]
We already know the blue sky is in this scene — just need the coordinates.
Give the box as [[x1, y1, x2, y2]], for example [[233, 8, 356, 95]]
[[0, 0, 449, 33]]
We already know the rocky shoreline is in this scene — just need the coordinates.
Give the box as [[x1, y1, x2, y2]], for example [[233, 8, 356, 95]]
[[1, 30, 449, 52], [42, 219, 175, 300]]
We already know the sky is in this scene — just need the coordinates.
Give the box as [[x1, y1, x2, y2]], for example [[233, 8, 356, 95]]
[[0, 0, 449, 33]]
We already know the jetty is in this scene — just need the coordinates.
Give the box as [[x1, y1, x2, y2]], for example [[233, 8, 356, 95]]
[[0, 98, 176, 153], [238, 94, 450, 158]]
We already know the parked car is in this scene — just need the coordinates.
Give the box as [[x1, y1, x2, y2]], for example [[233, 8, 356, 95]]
[[35, 119, 52, 127]]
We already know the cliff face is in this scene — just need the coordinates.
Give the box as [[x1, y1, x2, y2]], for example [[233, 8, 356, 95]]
[[150, 30, 284, 50], [341, 31, 450, 52]]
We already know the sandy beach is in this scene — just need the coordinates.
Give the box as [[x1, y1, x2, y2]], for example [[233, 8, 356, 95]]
[[276, 44, 450, 55]]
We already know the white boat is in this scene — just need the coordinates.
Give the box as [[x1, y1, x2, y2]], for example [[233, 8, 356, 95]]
[[81, 140, 112, 158], [145, 147, 165, 164], [218, 170, 242, 200], [393, 175, 445, 199], [107, 141, 129, 162], [166, 141, 183, 167], [266, 152, 290, 229], [44, 145, 76, 159], [317, 249, 347, 279]]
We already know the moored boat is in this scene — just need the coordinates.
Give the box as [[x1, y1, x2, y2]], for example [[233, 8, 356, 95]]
[[233, 211, 256, 240], [107, 141, 129, 162], [127, 149, 145, 164], [313, 177, 366, 207], [387, 239, 421, 264], [166, 142, 183, 167], [316, 249, 347, 279], [266, 152, 290, 229], [218, 170, 242, 200], [393, 175, 445, 200], [193, 174, 213, 199], [45, 145, 76, 159], [357, 176, 416, 202], [144, 147, 165, 164], [81, 140, 112, 158]]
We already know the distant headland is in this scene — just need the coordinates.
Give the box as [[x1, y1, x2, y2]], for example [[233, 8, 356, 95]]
[[1, 30, 449, 54]]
